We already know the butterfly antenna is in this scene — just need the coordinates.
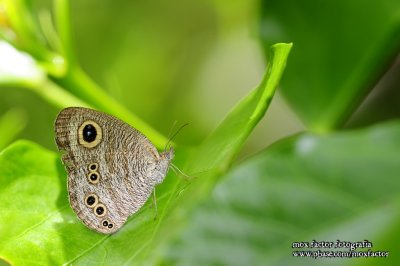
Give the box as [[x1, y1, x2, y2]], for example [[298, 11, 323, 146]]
[[164, 123, 189, 152], [167, 120, 178, 139], [164, 120, 177, 152]]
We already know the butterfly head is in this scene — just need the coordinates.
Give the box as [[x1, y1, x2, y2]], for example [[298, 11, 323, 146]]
[[162, 146, 174, 161], [152, 147, 174, 184]]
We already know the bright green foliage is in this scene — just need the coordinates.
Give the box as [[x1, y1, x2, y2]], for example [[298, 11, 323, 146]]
[[0, 44, 292, 265], [1, 0, 399, 265]]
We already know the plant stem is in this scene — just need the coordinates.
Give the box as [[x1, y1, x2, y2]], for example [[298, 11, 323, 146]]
[[30, 78, 90, 108], [53, 0, 76, 66]]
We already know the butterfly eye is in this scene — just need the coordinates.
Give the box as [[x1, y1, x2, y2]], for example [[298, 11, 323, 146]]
[[78, 120, 103, 148], [94, 203, 107, 217], [102, 220, 114, 229], [87, 172, 100, 184], [83, 124, 96, 142], [88, 163, 98, 171], [84, 193, 98, 207]]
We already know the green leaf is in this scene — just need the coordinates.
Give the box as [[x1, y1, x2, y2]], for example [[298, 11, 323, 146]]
[[188, 43, 292, 174], [165, 120, 400, 265], [260, 0, 400, 131], [0, 43, 292, 265], [0, 141, 67, 265]]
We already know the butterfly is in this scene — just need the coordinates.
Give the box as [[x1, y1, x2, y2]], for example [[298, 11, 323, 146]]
[[55, 107, 173, 234]]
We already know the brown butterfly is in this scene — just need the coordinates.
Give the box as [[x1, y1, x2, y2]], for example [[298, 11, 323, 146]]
[[54, 107, 173, 234]]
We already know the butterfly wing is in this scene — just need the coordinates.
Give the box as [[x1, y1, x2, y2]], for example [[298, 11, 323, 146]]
[[55, 107, 163, 234]]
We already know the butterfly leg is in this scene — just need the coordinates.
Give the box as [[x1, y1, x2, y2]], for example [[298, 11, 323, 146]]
[[152, 187, 158, 220], [170, 163, 193, 181]]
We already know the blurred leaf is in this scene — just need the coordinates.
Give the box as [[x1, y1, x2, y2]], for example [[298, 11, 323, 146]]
[[0, 40, 45, 87], [260, 0, 400, 131], [165, 120, 400, 266], [0, 259, 9, 266], [0, 41, 90, 113], [188, 43, 292, 174], [2, 0, 59, 65], [0, 108, 26, 150], [0, 43, 291, 265]]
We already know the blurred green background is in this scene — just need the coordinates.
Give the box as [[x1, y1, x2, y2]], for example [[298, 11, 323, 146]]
[[0, 0, 304, 155], [1, 0, 399, 154], [1, 0, 400, 265]]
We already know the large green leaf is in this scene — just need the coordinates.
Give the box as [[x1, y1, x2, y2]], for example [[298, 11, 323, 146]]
[[0, 43, 291, 265], [260, 0, 400, 131], [165, 120, 400, 265]]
